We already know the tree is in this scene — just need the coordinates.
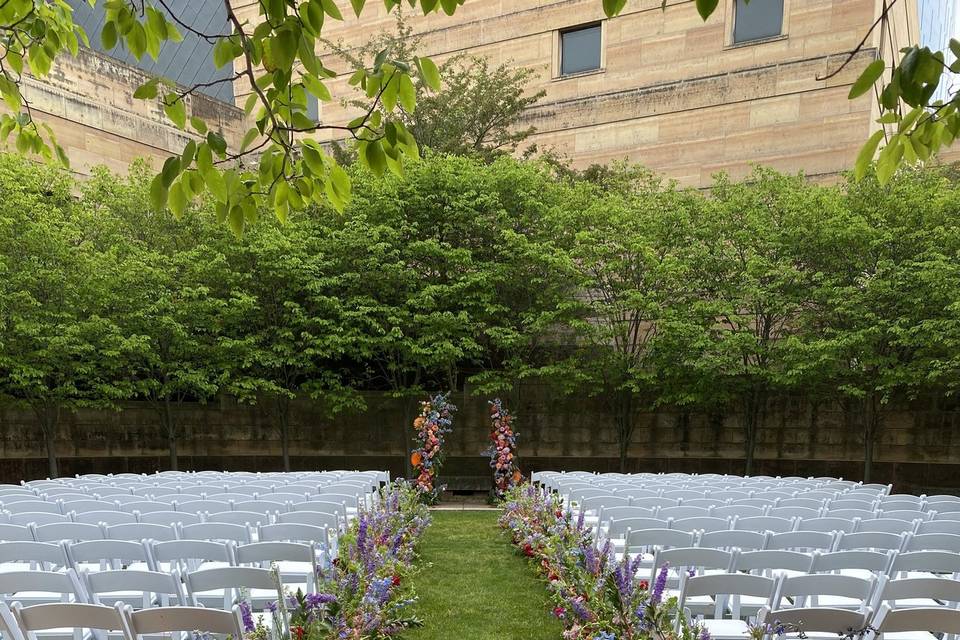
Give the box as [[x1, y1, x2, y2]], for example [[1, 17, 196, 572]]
[[328, 12, 544, 162], [0, 0, 935, 233], [0, 156, 132, 476]]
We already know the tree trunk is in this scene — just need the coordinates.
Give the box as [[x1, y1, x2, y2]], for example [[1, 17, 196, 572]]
[[42, 405, 59, 478], [163, 399, 178, 471], [277, 396, 291, 473], [863, 392, 879, 483], [615, 392, 634, 473], [743, 388, 764, 476]]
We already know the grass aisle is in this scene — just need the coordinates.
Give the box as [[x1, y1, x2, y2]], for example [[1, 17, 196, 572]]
[[407, 510, 563, 640]]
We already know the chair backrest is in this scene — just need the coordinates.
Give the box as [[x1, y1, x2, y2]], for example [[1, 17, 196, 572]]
[[607, 517, 670, 539], [151, 539, 234, 573], [61, 500, 119, 514], [652, 547, 733, 578], [85, 569, 184, 608], [927, 501, 960, 513], [625, 528, 694, 553], [3, 501, 60, 514], [826, 509, 876, 521], [661, 490, 707, 501], [72, 511, 137, 526], [658, 506, 712, 520], [766, 531, 836, 551], [184, 566, 279, 609], [680, 573, 777, 619], [180, 522, 251, 544], [68, 539, 151, 570], [126, 605, 244, 638], [0, 524, 34, 542], [9, 513, 70, 526], [778, 498, 825, 510], [834, 531, 905, 552], [119, 502, 169, 515], [13, 602, 127, 639], [205, 511, 272, 527], [0, 569, 85, 601], [235, 542, 314, 567], [230, 500, 288, 515], [797, 517, 856, 534], [872, 603, 960, 636], [880, 510, 927, 522], [259, 523, 329, 546], [629, 497, 679, 510], [775, 573, 875, 611], [0, 541, 68, 569], [175, 500, 231, 514], [598, 506, 657, 523], [698, 529, 767, 551], [734, 516, 796, 534], [712, 505, 765, 519], [670, 516, 730, 533], [106, 523, 177, 542], [876, 576, 960, 609], [889, 550, 960, 578], [810, 550, 893, 574], [904, 533, 960, 552], [856, 519, 916, 535], [262, 492, 307, 504], [768, 506, 822, 520], [759, 606, 869, 635], [733, 550, 814, 575], [829, 499, 877, 511], [34, 522, 104, 542], [137, 511, 201, 526]]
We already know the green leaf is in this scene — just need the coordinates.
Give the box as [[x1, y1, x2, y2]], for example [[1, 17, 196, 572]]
[[849, 59, 885, 99], [100, 21, 118, 50], [133, 79, 159, 100], [160, 155, 181, 188], [350, 0, 365, 16], [876, 135, 903, 185], [228, 204, 244, 238], [240, 127, 259, 152], [181, 139, 197, 167], [149, 173, 168, 212], [439, 0, 458, 15], [398, 73, 416, 113], [168, 180, 188, 219], [363, 140, 387, 176], [163, 94, 186, 129], [213, 38, 236, 69], [303, 74, 332, 102], [190, 116, 208, 135], [416, 56, 441, 91], [320, 0, 343, 20], [694, 0, 719, 20], [207, 131, 228, 156], [602, 0, 627, 17], [855, 130, 885, 180]]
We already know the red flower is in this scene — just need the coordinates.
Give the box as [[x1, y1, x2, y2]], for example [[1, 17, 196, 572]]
[[392, 575, 401, 587], [639, 579, 649, 590], [555, 510, 563, 518], [292, 626, 306, 640], [523, 544, 534, 557], [548, 573, 559, 581], [553, 606, 566, 619]]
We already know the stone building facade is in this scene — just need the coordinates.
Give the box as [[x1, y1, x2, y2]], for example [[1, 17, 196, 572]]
[[264, 0, 922, 186]]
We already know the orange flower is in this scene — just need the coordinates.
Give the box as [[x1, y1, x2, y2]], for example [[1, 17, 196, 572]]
[[410, 451, 422, 467], [413, 417, 425, 429]]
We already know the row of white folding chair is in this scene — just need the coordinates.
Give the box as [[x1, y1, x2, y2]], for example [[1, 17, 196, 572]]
[[0, 528, 329, 577], [0, 516, 340, 551]]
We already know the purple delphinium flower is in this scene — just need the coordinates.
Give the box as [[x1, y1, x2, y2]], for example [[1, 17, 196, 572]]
[[266, 601, 278, 614], [305, 592, 337, 609], [699, 627, 711, 640], [238, 600, 255, 633], [651, 562, 669, 605]]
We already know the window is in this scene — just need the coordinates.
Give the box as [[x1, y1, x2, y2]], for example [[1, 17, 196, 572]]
[[733, 0, 784, 44], [560, 24, 602, 76]]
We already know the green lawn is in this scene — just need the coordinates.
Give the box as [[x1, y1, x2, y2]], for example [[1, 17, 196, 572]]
[[406, 510, 562, 640]]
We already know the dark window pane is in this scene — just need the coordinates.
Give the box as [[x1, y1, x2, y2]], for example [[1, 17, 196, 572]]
[[734, 0, 784, 43], [561, 25, 602, 76]]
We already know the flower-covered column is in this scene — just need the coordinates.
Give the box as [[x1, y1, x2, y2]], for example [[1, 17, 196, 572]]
[[409, 392, 457, 504], [485, 398, 521, 501]]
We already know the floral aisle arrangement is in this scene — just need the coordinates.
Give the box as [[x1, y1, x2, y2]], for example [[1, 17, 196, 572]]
[[409, 392, 457, 503], [499, 484, 709, 640], [485, 398, 521, 501], [248, 481, 431, 640]]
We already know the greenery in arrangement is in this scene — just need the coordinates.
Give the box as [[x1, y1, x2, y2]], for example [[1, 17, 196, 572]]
[[1, 152, 959, 477], [500, 483, 710, 640], [409, 393, 456, 503], [246, 480, 431, 640], [0, 0, 949, 233]]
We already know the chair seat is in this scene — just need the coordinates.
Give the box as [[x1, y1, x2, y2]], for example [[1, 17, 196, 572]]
[[878, 633, 938, 640], [805, 595, 863, 609], [890, 597, 943, 608], [701, 617, 751, 639]]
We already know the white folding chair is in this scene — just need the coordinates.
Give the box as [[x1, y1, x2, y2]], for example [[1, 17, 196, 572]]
[[235, 542, 316, 593], [34, 523, 104, 543], [699, 530, 767, 551], [756, 606, 870, 640], [857, 519, 916, 535], [179, 523, 251, 545], [734, 516, 796, 534], [0, 525, 35, 542], [671, 516, 731, 533], [678, 573, 778, 637], [904, 533, 960, 553], [797, 518, 856, 534], [872, 575, 960, 611], [889, 550, 960, 580], [766, 531, 836, 552], [834, 532, 906, 552], [809, 550, 894, 581], [10, 514, 70, 527]]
